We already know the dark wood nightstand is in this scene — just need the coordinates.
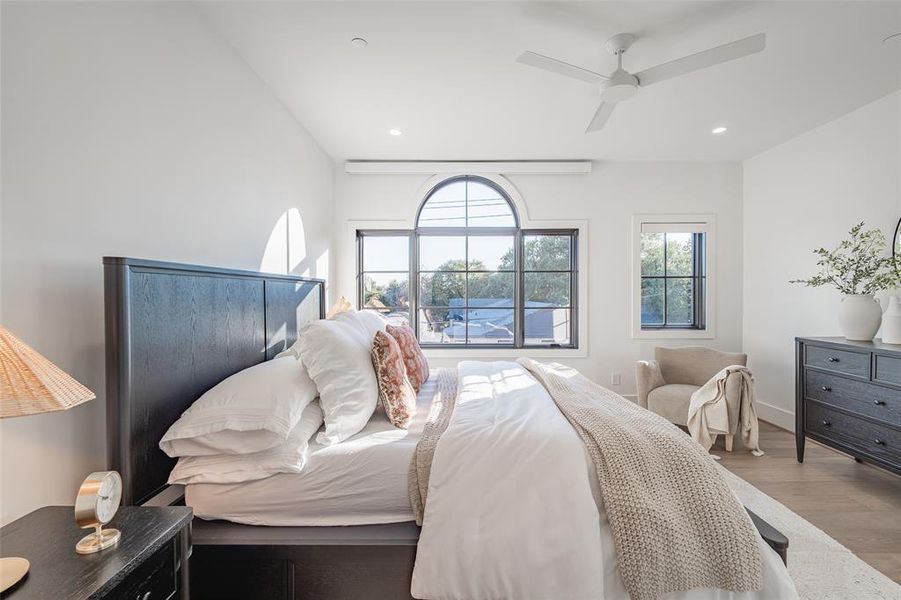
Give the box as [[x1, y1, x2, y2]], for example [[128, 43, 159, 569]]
[[0, 505, 192, 599]]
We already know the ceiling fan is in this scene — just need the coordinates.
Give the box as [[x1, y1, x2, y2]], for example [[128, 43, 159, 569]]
[[517, 32, 765, 133]]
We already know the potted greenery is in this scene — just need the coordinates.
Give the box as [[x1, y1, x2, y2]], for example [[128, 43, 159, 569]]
[[791, 222, 900, 341]]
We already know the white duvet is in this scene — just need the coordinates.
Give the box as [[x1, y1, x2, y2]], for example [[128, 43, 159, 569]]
[[411, 361, 798, 600]]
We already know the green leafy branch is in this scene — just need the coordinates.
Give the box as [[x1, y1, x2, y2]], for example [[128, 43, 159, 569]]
[[790, 222, 900, 295]]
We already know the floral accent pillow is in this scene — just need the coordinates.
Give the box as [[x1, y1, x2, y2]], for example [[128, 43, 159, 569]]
[[370, 330, 416, 429], [386, 324, 430, 393]]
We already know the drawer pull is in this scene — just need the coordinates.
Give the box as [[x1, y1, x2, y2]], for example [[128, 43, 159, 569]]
[[821, 386, 832, 392], [822, 420, 832, 427], [827, 357, 840, 363], [874, 400, 886, 406], [875, 438, 885, 446]]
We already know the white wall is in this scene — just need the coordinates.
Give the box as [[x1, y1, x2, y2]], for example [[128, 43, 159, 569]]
[[334, 163, 745, 391], [743, 91, 901, 430], [0, 1, 334, 524]]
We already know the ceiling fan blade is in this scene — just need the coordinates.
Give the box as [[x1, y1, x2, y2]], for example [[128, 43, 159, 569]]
[[517, 51, 609, 84], [635, 33, 765, 87], [586, 101, 616, 132]]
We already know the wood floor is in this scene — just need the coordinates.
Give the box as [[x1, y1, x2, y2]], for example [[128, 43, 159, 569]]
[[713, 422, 901, 583]]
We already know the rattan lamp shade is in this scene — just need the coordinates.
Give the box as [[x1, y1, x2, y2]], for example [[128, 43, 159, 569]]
[[0, 326, 95, 418]]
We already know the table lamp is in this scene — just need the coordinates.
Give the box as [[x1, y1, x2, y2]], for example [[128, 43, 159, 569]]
[[0, 325, 95, 593]]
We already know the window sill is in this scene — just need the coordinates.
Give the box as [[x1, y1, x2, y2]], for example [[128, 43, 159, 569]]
[[422, 346, 587, 360], [632, 327, 715, 340]]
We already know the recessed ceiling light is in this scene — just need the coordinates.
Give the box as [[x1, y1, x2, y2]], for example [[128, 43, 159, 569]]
[[712, 126, 728, 135], [389, 128, 403, 136], [351, 37, 368, 48], [884, 33, 901, 43]]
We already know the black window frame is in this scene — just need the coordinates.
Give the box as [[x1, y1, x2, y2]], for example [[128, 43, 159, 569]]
[[356, 176, 578, 349], [639, 231, 707, 330]]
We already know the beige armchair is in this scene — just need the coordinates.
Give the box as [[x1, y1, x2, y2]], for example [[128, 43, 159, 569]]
[[636, 346, 747, 451]]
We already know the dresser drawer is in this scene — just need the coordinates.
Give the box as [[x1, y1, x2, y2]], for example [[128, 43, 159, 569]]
[[106, 538, 177, 600], [805, 344, 870, 378], [806, 403, 901, 463], [806, 370, 901, 427], [874, 353, 901, 386]]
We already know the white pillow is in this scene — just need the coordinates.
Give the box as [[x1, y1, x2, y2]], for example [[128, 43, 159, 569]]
[[167, 401, 324, 485], [274, 310, 385, 360], [159, 356, 317, 457], [298, 317, 379, 446], [332, 309, 387, 342]]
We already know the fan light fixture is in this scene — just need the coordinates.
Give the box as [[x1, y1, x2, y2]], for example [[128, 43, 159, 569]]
[[712, 126, 728, 135], [389, 128, 403, 136]]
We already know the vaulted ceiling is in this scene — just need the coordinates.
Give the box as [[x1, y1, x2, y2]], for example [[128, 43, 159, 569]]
[[199, 1, 901, 161]]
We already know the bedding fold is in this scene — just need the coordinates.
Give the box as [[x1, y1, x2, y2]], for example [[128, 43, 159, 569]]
[[518, 358, 763, 600], [408, 368, 458, 526]]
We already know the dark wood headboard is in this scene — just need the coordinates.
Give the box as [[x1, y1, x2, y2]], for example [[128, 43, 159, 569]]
[[104, 257, 325, 505]]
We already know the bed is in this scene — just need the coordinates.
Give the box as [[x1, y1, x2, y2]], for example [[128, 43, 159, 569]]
[[104, 257, 423, 599], [104, 257, 790, 600], [185, 376, 439, 527]]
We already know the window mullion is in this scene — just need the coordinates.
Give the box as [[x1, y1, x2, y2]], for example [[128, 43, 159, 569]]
[[692, 233, 697, 329], [356, 233, 363, 310], [515, 229, 524, 348], [662, 234, 668, 327], [570, 231, 578, 348], [411, 232, 419, 339], [464, 234, 470, 346]]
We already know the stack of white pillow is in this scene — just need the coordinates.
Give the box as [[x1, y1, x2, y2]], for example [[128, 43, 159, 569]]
[[160, 309, 390, 486]]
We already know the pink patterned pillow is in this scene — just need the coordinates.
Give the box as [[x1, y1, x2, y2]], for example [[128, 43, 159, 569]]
[[386, 324, 430, 393], [370, 330, 416, 429]]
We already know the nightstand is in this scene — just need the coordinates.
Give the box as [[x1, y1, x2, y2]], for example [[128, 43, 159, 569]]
[[0, 505, 192, 599]]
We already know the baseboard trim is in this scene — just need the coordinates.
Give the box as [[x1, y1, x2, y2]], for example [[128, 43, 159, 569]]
[[756, 401, 795, 432]]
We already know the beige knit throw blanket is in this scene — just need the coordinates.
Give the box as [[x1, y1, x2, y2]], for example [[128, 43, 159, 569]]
[[518, 358, 763, 600], [689, 365, 765, 456], [408, 368, 458, 526]]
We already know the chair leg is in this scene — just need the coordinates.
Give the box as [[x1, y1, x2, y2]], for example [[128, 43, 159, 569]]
[[725, 434, 734, 452]]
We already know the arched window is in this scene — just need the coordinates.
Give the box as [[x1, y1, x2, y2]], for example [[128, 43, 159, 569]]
[[357, 176, 577, 348], [416, 177, 519, 345], [417, 176, 517, 228]]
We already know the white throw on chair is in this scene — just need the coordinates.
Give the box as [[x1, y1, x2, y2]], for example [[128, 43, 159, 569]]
[[635, 346, 747, 451]]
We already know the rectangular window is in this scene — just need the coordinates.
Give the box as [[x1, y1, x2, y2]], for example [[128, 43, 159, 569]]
[[523, 233, 576, 347], [637, 220, 708, 331], [357, 232, 411, 326], [357, 229, 578, 348]]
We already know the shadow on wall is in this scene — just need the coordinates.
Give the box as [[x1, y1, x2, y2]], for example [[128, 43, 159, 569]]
[[259, 208, 329, 281], [258, 208, 331, 357]]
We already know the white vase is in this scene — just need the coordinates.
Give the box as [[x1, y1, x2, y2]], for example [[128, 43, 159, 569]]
[[838, 294, 882, 341], [881, 296, 901, 344]]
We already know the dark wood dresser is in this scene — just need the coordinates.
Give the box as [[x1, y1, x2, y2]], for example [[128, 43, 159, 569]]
[[0, 506, 192, 599], [796, 337, 901, 475]]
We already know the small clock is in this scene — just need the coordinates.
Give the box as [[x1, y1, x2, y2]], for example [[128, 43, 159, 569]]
[[74, 471, 123, 554]]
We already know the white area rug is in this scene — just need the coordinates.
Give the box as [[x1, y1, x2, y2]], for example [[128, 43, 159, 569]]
[[721, 467, 901, 600]]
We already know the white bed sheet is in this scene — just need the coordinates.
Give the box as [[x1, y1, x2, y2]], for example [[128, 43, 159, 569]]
[[185, 375, 438, 526]]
